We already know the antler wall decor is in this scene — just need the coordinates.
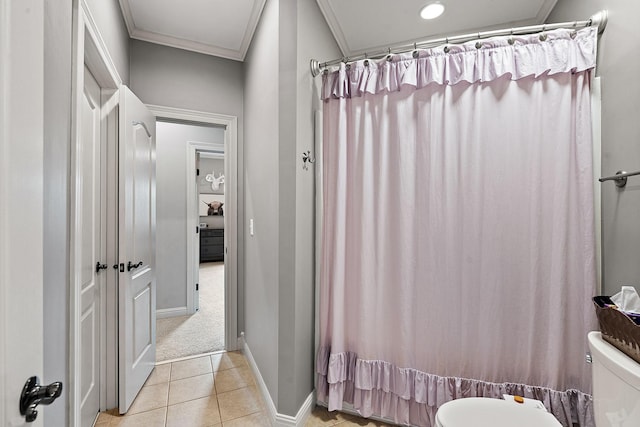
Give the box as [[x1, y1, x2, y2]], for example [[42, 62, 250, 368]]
[[205, 171, 225, 191]]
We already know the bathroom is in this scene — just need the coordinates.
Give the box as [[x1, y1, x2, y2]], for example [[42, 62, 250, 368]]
[[3, 0, 640, 426]]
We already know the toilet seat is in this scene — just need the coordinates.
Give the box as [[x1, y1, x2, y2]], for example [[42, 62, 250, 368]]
[[435, 397, 562, 427]]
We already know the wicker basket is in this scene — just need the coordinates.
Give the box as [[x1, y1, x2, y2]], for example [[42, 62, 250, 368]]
[[593, 297, 640, 364]]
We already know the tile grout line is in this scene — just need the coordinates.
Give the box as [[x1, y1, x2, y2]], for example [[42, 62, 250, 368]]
[[108, 352, 264, 427], [165, 364, 172, 427]]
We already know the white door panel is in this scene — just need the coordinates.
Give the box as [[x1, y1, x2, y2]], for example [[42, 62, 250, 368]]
[[76, 65, 102, 427], [0, 1, 47, 426], [118, 86, 156, 414]]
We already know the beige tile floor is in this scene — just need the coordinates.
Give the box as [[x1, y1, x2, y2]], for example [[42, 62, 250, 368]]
[[305, 406, 393, 427], [95, 351, 392, 427]]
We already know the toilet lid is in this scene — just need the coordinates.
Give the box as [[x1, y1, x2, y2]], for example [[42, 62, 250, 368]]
[[435, 398, 562, 427]]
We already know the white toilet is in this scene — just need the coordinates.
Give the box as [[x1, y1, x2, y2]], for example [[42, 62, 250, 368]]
[[434, 396, 562, 427], [435, 331, 640, 427], [588, 331, 640, 426]]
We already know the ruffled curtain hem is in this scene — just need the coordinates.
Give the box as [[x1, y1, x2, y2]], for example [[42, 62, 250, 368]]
[[321, 27, 597, 100], [316, 347, 594, 427]]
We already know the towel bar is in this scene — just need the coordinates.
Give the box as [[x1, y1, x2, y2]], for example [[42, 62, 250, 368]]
[[598, 170, 640, 188]]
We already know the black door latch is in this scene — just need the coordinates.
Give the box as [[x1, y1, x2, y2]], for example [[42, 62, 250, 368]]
[[95, 262, 108, 273], [127, 261, 144, 271], [20, 376, 63, 422]]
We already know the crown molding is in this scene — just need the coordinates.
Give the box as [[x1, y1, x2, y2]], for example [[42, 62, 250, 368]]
[[118, 0, 266, 61]]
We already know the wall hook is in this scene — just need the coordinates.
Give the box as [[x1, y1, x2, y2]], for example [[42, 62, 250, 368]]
[[302, 150, 316, 170]]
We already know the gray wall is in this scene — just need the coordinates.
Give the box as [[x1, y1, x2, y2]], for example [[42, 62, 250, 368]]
[[130, 39, 246, 327], [199, 157, 226, 229], [549, 1, 640, 296], [156, 121, 225, 311], [129, 39, 243, 116], [199, 157, 225, 195], [292, 0, 341, 412], [85, 0, 130, 83], [244, 0, 281, 406], [43, 0, 72, 425], [244, 0, 340, 416]]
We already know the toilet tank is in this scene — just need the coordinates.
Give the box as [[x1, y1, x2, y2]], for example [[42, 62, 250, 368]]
[[588, 331, 640, 426]]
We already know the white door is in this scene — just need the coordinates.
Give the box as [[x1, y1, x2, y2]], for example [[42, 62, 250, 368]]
[[74, 65, 103, 427], [118, 86, 157, 414], [0, 0, 46, 426]]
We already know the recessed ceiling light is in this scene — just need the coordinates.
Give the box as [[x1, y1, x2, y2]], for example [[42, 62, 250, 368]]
[[420, 3, 445, 20]]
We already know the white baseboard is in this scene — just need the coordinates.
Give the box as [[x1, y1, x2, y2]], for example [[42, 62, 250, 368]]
[[236, 332, 246, 351], [243, 341, 315, 426], [156, 307, 187, 319]]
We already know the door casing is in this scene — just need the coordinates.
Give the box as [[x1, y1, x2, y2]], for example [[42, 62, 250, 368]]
[[75, 63, 103, 427], [71, 1, 121, 424], [147, 105, 239, 351], [187, 142, 223, 316]]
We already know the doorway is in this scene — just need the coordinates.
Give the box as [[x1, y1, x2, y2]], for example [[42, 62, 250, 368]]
[[148, 105, 238, 363], [154, 120, 227, 361]]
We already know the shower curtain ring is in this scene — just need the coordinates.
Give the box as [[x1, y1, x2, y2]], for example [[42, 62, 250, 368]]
[[475, 33, 482, 49], [539, 25, 548, 41]]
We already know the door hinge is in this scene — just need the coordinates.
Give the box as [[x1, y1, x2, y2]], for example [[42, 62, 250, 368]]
[[197, 168, 199, 176], [196, 227, 199, 234], [196, 283, 199, 291]]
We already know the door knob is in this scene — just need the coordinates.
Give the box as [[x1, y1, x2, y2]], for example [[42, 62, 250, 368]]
[[20, 376, 63, 422], [95, 262, 108, 273], [127, 261, 143, 271]]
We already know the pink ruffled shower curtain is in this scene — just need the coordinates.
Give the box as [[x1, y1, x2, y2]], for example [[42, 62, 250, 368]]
[[318, 27, 599, 427]]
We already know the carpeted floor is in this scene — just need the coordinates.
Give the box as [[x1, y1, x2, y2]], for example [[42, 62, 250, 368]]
[[156, 262, 225, 362]]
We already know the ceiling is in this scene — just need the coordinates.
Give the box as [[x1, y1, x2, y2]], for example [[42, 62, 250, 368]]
[[317, 0, 559, 57], [119, 0, 559, 61], [118, 0, 267, 61]]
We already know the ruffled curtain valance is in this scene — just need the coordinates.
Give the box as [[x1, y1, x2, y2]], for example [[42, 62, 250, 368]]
[[316, 348, 593, 427], [321, 26, 597, 100]]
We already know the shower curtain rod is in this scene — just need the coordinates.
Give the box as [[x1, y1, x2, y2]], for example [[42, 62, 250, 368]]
[[310, 10, 608, 77]]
